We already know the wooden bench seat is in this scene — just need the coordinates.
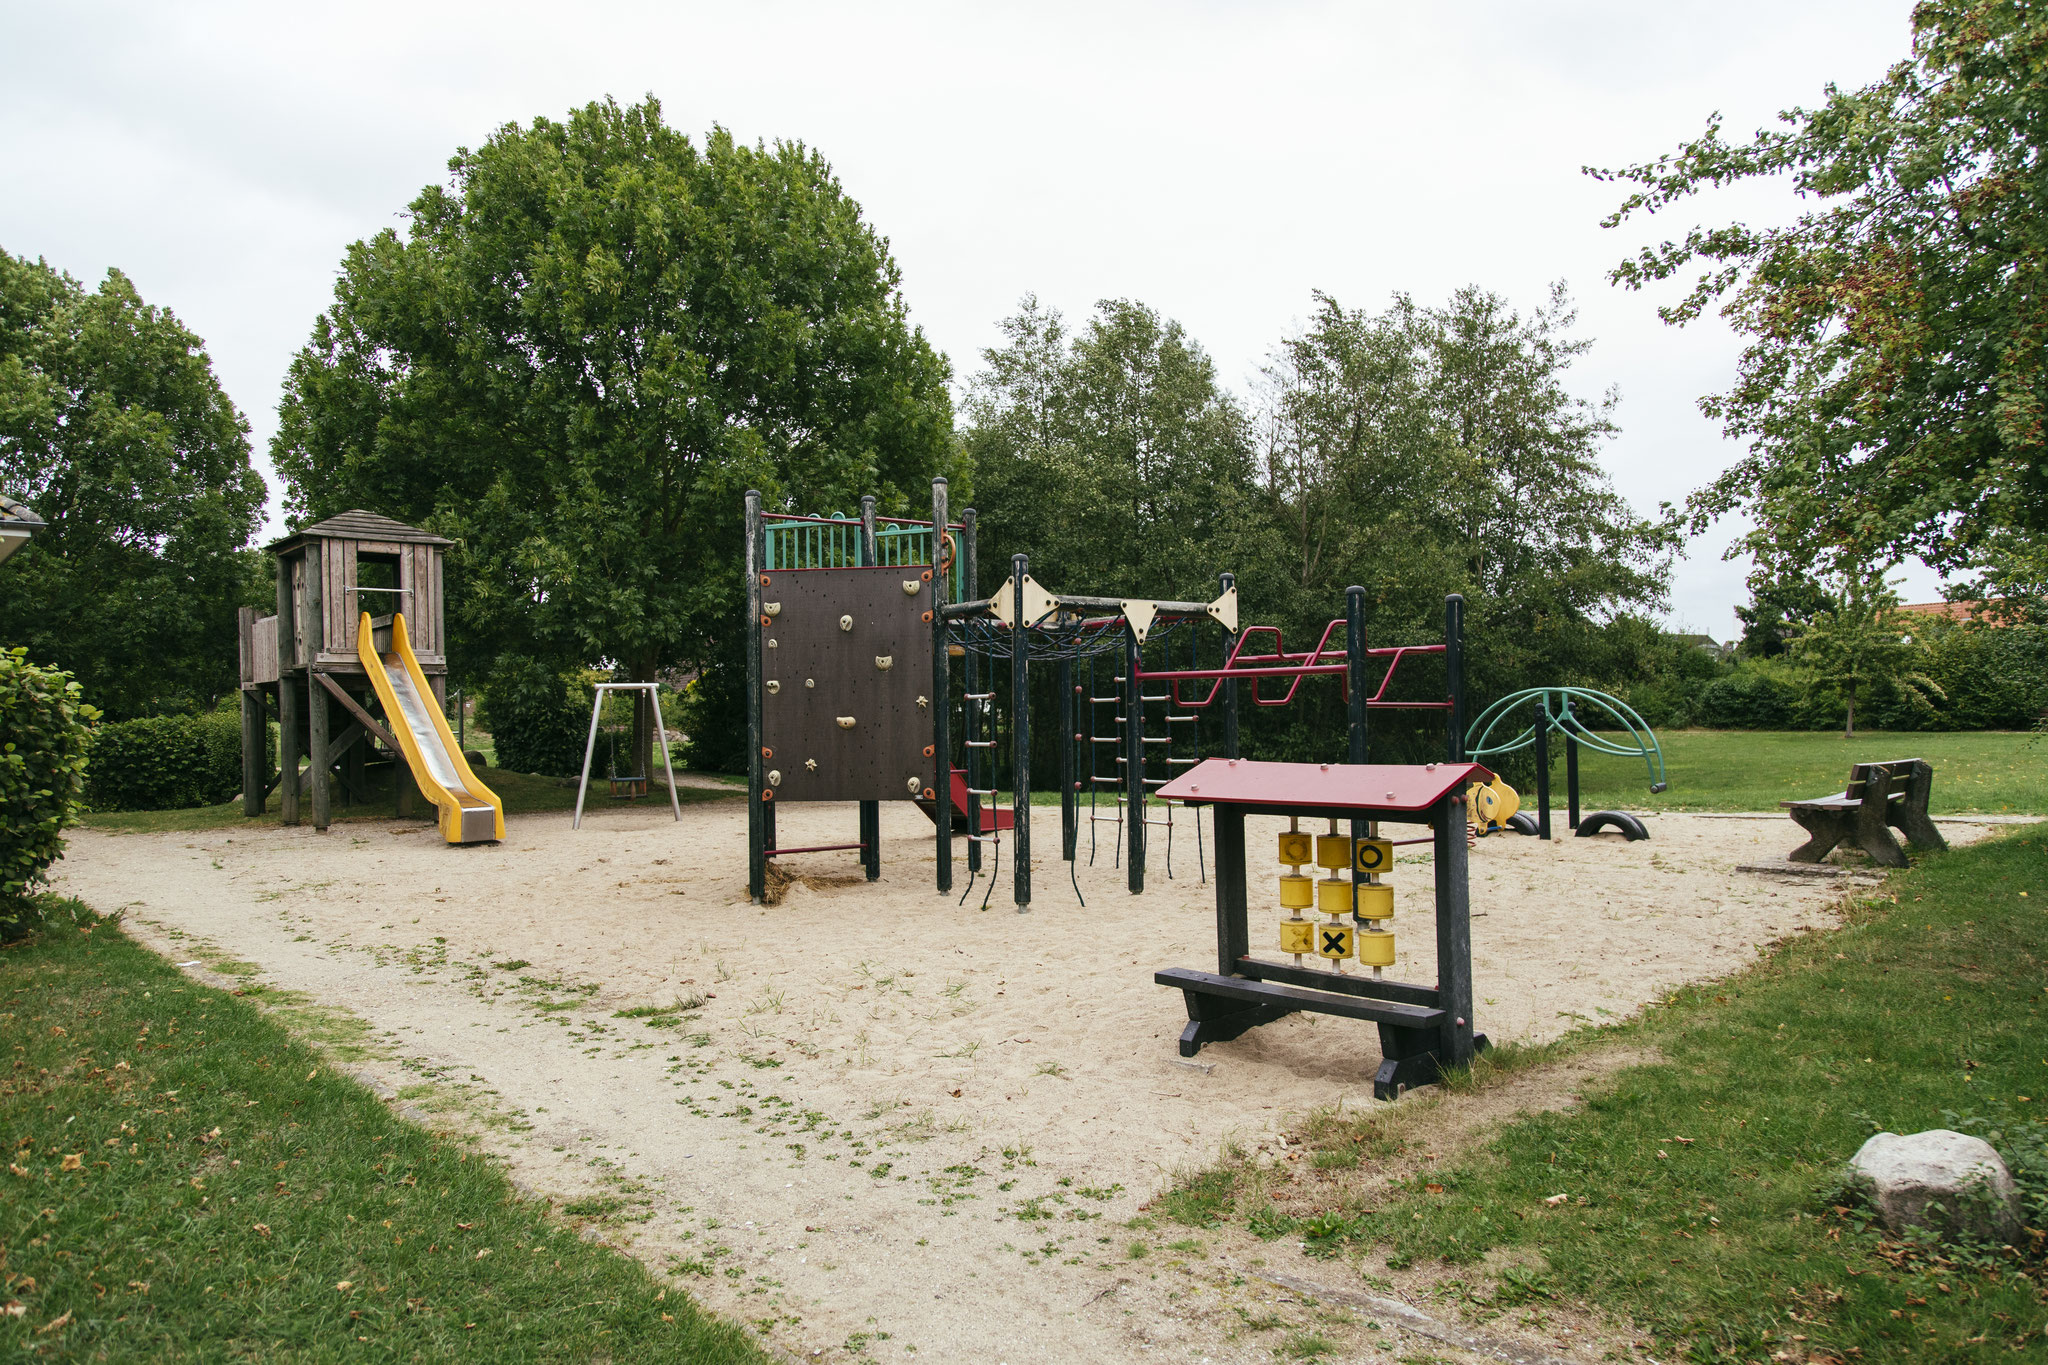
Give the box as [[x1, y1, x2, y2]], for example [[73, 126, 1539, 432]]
[[1781, 758, 1946, 868]]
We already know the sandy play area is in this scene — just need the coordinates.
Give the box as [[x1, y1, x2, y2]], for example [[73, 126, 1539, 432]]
[[50, 799, 1992, 1363]]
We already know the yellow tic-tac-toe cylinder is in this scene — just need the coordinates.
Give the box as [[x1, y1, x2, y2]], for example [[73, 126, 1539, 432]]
[[1279, 874, 1314, 910], [1280, 917, 1315, 955], [1316, 876, 1355, 915], [1317, 920, 1355, 961], [1353, 839, 1394, 876], [1277, 830, 1313, 866], [1357, 928, 1395, 967], [1352, 882, 1394, 921], [1315, 835, 1353, 871]]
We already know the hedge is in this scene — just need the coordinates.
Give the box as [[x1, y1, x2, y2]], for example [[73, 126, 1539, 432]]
[[1, 648, 96, 929], [478, 660, 591, 777], [84, 711, 245, 812]]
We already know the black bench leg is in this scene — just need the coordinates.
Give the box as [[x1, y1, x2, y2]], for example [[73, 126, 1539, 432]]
[[1787, 809, 1848, 863], [1175, 989, 1295, 1057], [1893, 762, 1947, 852], [1851, 798, 1909, 868], [1372, 1023, 1491, 1101]]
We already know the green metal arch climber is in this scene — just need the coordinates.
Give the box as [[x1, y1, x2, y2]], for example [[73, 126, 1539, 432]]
[[1465, 687, 1667, 840]]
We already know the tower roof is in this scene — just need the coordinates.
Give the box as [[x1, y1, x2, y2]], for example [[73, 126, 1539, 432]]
[[267, 509, 453, 552]]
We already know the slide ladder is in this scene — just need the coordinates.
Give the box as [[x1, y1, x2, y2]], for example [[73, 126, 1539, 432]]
[[356, 611, 504, 844]]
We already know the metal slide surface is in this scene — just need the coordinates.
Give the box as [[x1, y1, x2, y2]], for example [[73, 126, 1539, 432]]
[[355, 611, 504, 844]]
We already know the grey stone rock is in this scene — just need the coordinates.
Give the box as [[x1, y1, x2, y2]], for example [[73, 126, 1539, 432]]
[[1848, 1129, 2020, 1242]]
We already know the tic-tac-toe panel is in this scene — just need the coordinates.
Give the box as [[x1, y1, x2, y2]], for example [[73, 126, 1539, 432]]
[[759, 566, 931, 803]]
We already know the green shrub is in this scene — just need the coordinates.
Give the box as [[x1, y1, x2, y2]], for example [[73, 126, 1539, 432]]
[[478, 659, 590, 777], [84, 711, 243, 812], [0, 649, 96, 927]]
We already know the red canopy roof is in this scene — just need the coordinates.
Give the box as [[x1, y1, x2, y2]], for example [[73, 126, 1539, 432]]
[[1157, 758, 1494, 813]]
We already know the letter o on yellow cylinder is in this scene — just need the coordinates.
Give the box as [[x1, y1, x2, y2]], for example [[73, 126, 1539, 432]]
[[1277, 831, 1313, 866], [1315, 835, 1353, 870], [1279, 918, 1316, 955], [1278, 874, 1314, 910], [1353, 839, 1394, 875], [1357, 929, 1395, 967], [1353, 882, 1394, 921], [1316, 876, 1355, 914]]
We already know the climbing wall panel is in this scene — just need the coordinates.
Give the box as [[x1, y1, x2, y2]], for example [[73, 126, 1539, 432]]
[[759, 565, 931, 804]]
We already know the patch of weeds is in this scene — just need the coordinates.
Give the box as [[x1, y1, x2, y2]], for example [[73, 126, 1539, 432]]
[[1157, 1167, 1236, 1228], [1126, 1240, 1149, 1259]]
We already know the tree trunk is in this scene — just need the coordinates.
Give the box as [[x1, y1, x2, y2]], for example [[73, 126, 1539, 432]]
[[1844, 686, 1856, 740]]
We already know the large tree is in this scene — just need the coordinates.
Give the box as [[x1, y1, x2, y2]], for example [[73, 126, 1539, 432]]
[[964, 296, 1258, 600], [0, 250, 265, 718], [272, 97, 957, 770], [1593, 0, 2048, 589]]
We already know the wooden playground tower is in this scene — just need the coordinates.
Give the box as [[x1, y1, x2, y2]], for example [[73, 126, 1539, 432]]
[[236, 510, 459, 831]]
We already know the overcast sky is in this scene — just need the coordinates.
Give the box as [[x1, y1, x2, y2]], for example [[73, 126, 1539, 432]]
[[3, 0, 1934, 636]]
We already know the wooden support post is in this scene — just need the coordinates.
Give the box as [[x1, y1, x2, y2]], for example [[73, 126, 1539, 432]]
[[276, 547, 300, 826], [1220, 572, 1240, 761], [1346, 586, 1368, 913], [1565, 707, 1582, 832], [344, 713, 365, 809], [241, 689, 265, 816], [1533, 696, 1552, 840], [1213, 804, 1248, 977], [1011, 555, 1031, 911], [1058, 658, 1076, 863], [930, 478, 952, 894], [1444, 594, 1466, 763], [1123, 622, 1145, 894], [961, 509, 980, 874], [858, 495, 881, 881], [308, 673, 331, 830], [1432, 793, 1477, 1068], [746, 489, 766, 903]]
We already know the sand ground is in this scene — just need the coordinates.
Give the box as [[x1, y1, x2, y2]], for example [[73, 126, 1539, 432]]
[[49, 800, 1990, 1363]]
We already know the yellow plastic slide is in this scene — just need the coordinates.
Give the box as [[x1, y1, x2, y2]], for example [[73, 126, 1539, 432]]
[[356, 611, 504, 843]]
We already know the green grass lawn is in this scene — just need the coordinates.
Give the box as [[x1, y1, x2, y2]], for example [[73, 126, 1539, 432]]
[[1539, 729, 2044, 815], [989, 728, 2044, 816], [82, 764, 745, 836], [0, 900, 766, 1362], [1164, 822, 2048, 1362]]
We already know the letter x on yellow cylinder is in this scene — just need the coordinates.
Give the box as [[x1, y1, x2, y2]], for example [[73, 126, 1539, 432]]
[[1279, 918, 1315, 955], [1317, 922, 1355, 960]]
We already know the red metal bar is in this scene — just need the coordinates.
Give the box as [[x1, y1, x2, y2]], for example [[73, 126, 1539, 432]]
[[762, 842, 868, 858]]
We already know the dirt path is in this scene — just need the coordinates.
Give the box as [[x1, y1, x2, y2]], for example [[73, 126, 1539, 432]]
[[51, 803, 1985, 1362]]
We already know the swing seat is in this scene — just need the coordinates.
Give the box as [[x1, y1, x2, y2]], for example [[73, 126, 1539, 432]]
[[608, 775, 648, 799]]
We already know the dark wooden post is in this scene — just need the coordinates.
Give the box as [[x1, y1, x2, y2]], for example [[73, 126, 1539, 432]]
[[1011, 555, 1032, 910], [1563, 696, 1581, 831], [1058, 658, 1076, 862], [1213, 804, 1248, 977], [1220, 572, 1240, 761], [1533, 695, 1552, 840], [1432, 793, 1477, 1067], [305, 541, 330, 831], [745, 490, 766, 903], [1345, 586, 1368, 913], [858, 495, 881, 881], [240, 686, 264, 817], [1123, 621, 1145, 893], [930, 478, 952, 894], [962, 509, 981, 873], [277, 551, 300, 826], [1444, 593, 1466, 763]]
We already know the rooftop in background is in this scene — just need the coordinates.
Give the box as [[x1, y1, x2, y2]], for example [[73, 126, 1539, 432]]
[[0, 493, 46, 565], [265, 509, 454, 553]]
